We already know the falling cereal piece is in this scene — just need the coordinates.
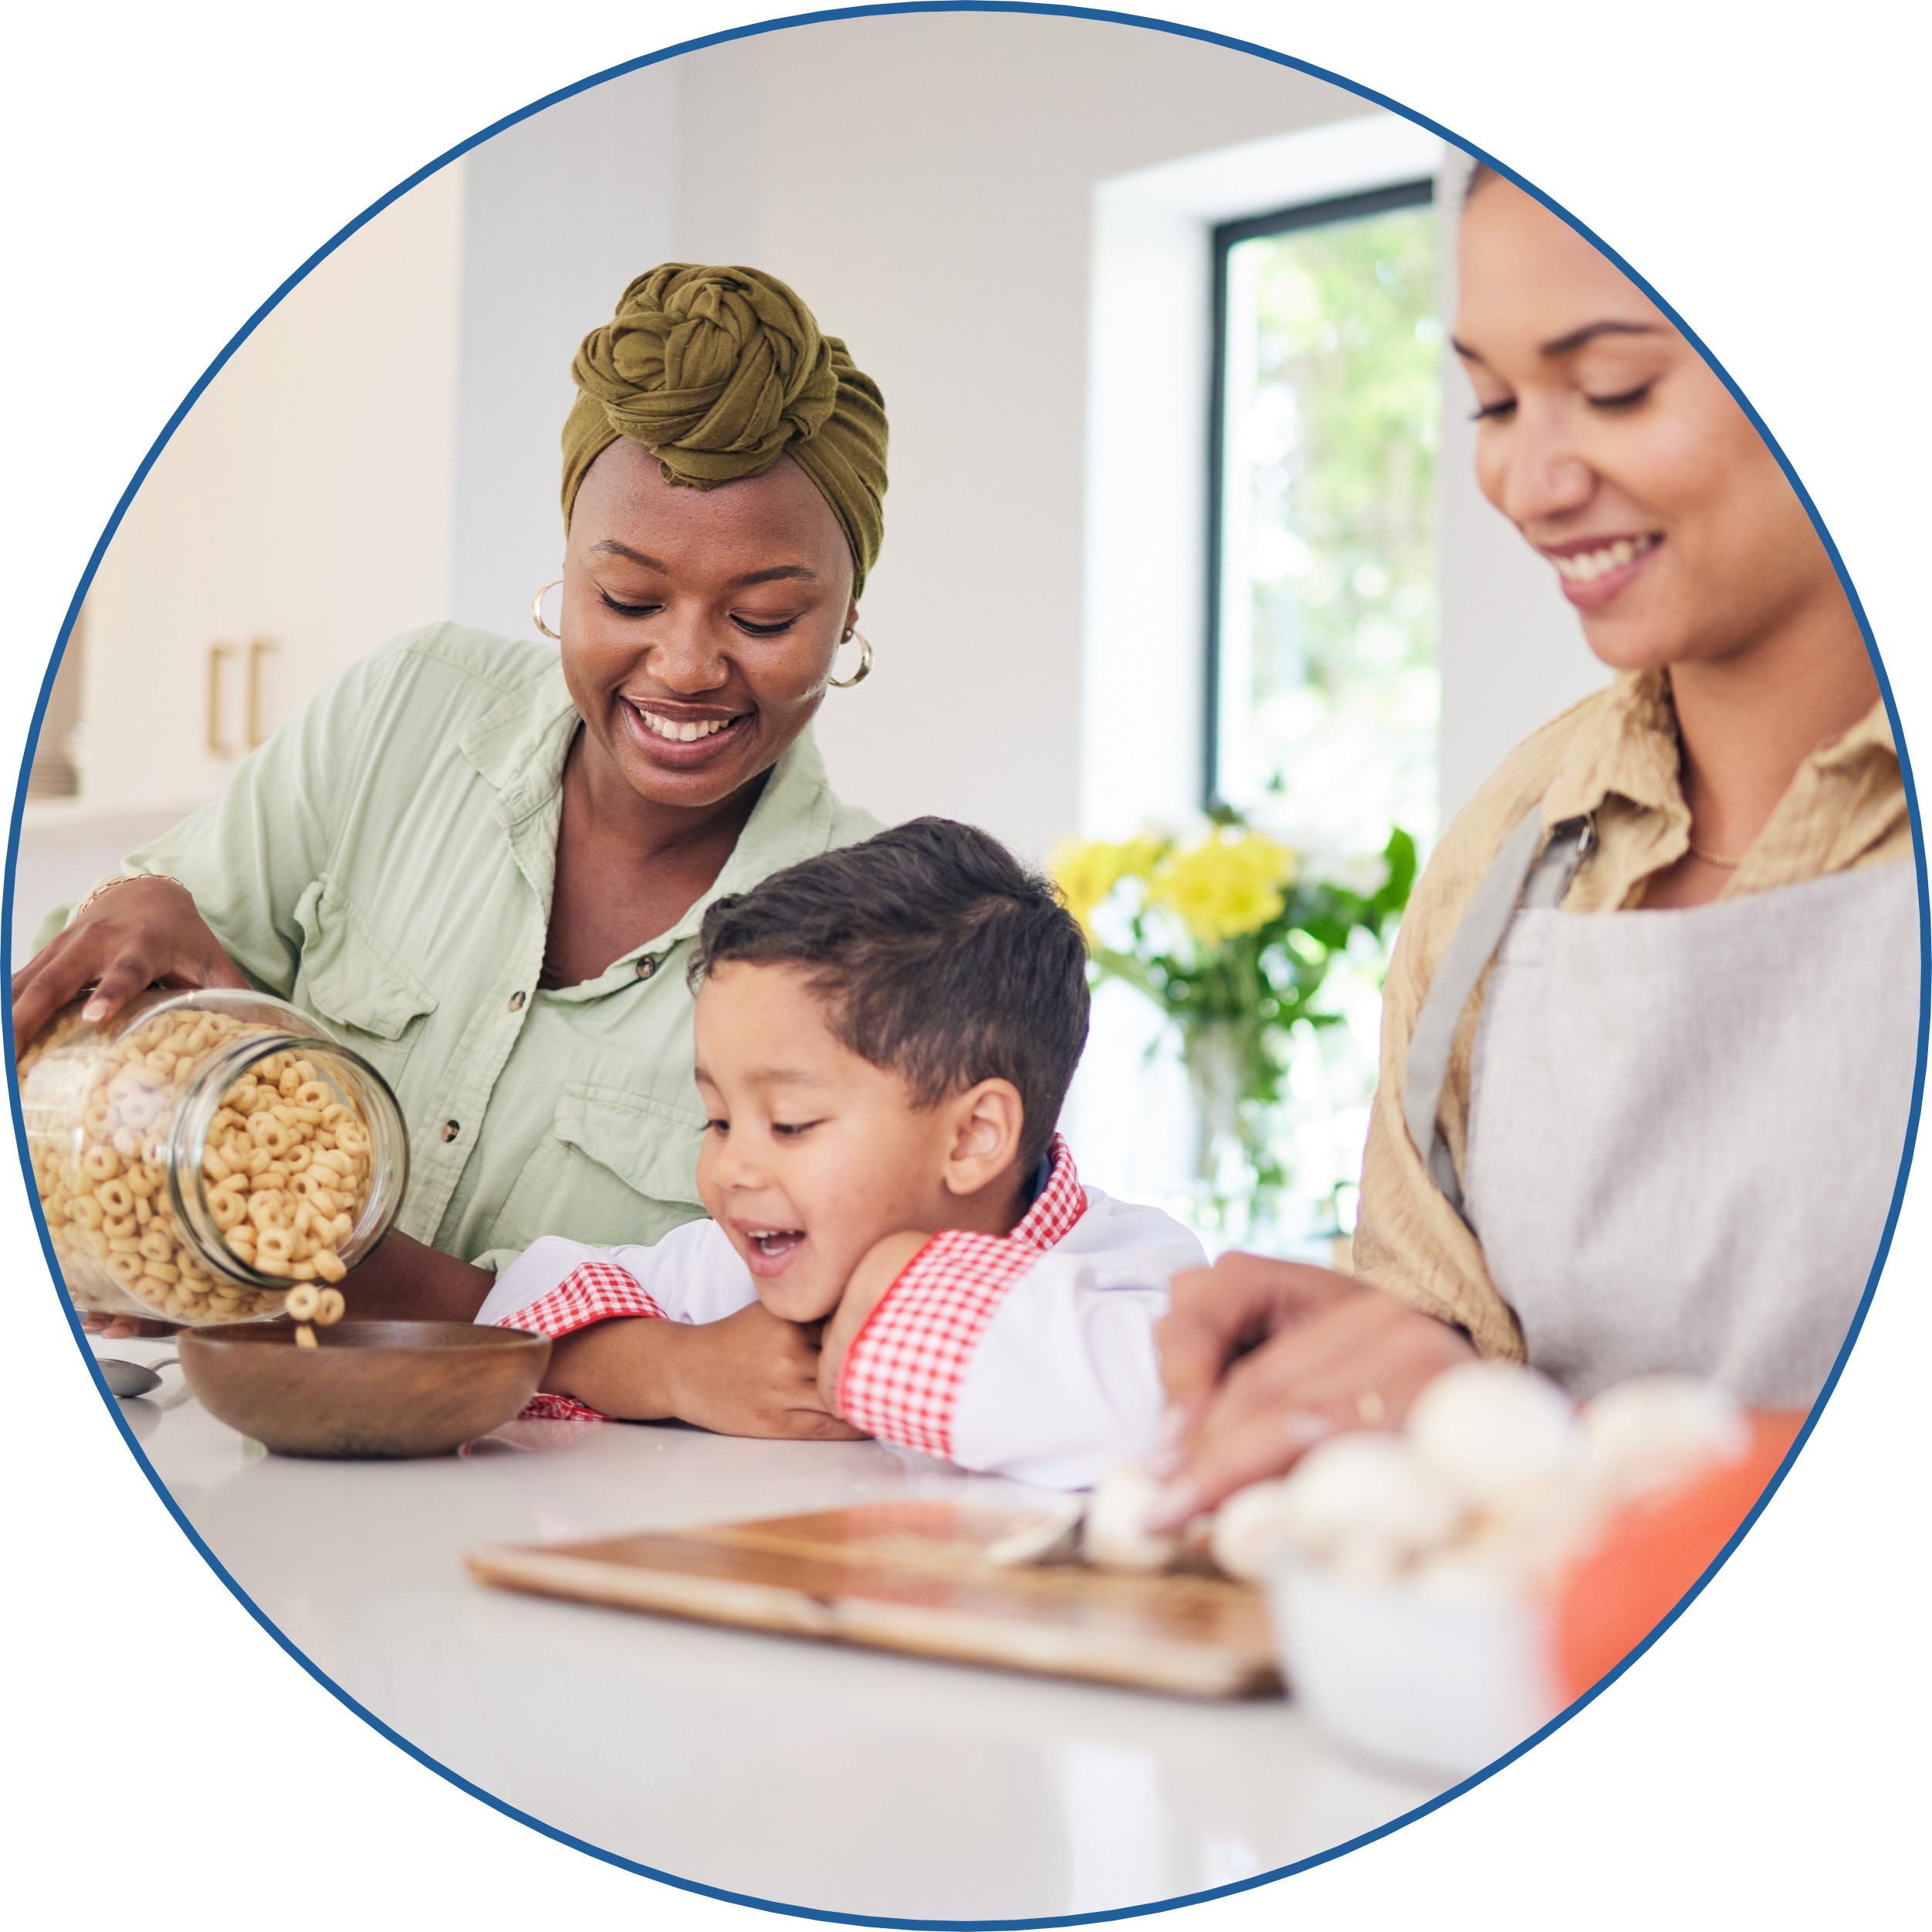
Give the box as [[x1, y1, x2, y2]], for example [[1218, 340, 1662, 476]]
[[283, 1281, 341, 1350]]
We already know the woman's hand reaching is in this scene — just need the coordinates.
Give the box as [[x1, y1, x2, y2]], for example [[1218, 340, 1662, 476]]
[[11, 876, 249, 1047], [1147, 1251, 1476, 1531], [78, 1311, 182, 1342]]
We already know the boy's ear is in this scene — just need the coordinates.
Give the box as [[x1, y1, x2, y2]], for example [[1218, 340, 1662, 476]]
[[940, 1080, 1026, 1197]]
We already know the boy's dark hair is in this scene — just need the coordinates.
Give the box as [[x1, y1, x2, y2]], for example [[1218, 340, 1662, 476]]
[[694, 817, 1090, 1172]]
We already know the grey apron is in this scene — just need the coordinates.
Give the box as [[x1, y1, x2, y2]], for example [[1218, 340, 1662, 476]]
[[1404, 813, 1919, 1405]]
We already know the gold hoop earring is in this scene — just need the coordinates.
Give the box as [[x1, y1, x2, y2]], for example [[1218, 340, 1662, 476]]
[[828, 629, 873, 689], [532, 580, 563, 641]]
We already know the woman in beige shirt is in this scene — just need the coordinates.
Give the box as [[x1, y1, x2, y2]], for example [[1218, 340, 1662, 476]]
[[1150, 167, 1917, 1526]]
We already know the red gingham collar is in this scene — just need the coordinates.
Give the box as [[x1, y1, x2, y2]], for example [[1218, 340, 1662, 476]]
[[1009, 1134, 1085, 1250]]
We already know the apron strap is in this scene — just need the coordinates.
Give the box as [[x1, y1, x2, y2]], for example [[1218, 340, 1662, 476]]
[[1402, 808, 1594, 1215]]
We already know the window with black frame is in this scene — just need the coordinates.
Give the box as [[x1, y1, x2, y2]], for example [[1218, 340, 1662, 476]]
[[1206, 180, 1440, 854]]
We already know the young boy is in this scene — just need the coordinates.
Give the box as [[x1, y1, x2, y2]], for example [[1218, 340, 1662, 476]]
[[476, 818, 1205, 1489]]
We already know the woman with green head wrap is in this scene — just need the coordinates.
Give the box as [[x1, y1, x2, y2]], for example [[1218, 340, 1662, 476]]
[[561, 263, 887, 589], [18, 265, 891, 1438]]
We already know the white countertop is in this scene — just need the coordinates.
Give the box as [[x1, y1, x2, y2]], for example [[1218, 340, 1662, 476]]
[[104, 1338, 1445, 1920]]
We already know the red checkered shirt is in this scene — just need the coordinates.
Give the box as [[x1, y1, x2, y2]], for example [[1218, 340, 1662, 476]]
[[499, 1261, 669, 1423], [835, 1135, 1088, 1460]]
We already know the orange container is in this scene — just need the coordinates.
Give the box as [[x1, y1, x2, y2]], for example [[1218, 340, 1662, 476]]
[[1551, 1411, 1804, 1704]]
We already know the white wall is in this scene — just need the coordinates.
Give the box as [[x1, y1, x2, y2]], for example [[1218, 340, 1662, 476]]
[[445, 20, 1609, 854], [449, 68, 682, 641], [452, 13, 1382, 863]]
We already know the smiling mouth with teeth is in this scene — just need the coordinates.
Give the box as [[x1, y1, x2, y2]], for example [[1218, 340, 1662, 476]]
[[1551, 533, 1660, 583], [633, 705, 742, 744], [748, 1229, 804, 1258]]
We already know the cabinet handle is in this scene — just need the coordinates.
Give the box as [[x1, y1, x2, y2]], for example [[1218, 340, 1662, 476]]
[[246, 638, 274, 749], [206, 644, 236, 756]]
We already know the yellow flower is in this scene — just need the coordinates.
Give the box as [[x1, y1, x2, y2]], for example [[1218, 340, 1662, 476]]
[[1149, 831, 1298, 947], [1051, 835, 1166, 939]]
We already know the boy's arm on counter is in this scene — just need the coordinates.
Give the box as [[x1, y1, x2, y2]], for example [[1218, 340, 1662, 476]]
[[546, 1301, 865, 1437], [473, 1223, 863, 1438]]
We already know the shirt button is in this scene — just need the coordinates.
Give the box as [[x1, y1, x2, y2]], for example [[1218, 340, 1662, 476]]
[[508, 990, 526, 1012], [635, 956, 658, 981], [442, 1120, 461, 1143]]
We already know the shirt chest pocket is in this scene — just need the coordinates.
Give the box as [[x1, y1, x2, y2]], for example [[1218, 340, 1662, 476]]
[[292, 879, 440, 1088], [491, 1081, 709, 1254], [553, 1084, 706, 1209]]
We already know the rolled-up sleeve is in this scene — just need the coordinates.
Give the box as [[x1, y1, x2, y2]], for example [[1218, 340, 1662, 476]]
[[837, 1227, 1180, 1490]]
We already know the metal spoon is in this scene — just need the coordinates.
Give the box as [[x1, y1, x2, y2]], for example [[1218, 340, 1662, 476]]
[[98, 1356, 177, 1399]]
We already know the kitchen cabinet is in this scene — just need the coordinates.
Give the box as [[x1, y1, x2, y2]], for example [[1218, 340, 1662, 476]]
[[33, 166, 466, 825]]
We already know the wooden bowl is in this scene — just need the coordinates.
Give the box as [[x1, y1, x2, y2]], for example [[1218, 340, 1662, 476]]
[[178, 1321, 552, 1458]]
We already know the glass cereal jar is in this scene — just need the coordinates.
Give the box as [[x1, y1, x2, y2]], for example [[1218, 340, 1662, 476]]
[[18, 989, 410, 1326]]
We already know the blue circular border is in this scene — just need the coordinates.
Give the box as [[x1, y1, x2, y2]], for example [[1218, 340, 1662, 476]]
[[6, 6, 1924, 1925]]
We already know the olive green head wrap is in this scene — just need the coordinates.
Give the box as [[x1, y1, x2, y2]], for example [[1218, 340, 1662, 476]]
[[561, 264, 888, 595]]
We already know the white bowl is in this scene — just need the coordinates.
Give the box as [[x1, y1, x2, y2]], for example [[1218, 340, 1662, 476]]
[[1267, 1556, 1562, 1779]]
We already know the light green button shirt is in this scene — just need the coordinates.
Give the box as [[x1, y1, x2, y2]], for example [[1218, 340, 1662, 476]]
[[38, 626, 881, 1272]]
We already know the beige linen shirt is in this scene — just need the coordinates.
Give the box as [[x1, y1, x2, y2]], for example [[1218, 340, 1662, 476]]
[[1352, 672, 1912, 1358], [35, 625, 881, 1273]]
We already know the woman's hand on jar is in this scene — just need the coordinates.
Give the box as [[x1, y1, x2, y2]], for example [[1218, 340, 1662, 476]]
[[11, 876, 249, 1047], [78, 1311, 182, 1342], [1147, 1267, 1476, 1531]]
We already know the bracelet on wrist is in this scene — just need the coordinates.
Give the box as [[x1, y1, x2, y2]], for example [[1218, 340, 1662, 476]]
[[73, 872, 192, 922]]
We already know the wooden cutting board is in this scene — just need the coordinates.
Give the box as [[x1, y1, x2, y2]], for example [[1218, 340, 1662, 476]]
[[467, 1498, 1283, 1700]]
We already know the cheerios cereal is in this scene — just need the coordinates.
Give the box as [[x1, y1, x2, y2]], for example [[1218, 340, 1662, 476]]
[[18, 996, 381, 1325], [286, 1281, 347, 1348]]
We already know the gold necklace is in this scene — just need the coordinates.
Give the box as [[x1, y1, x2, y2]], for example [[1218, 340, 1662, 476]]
[[1687, 838, 1743, 868]]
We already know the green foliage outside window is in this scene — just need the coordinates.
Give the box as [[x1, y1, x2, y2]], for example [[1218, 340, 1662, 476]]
[[1222, 200, 1441, 852], [1199, 195, 1440, 1246]]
